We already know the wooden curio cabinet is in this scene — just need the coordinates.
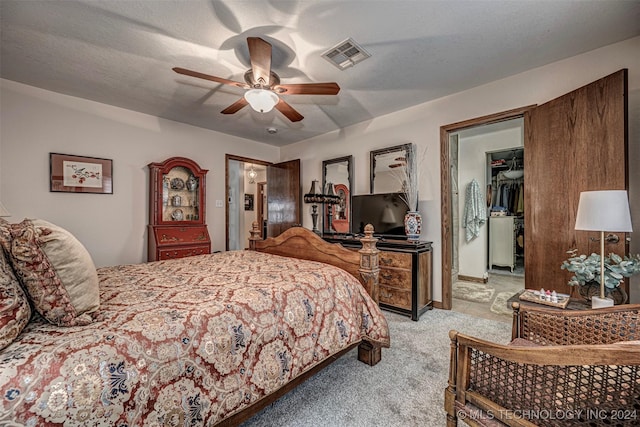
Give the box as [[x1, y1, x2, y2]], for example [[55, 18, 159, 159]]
[[148, 157, 211, 261]]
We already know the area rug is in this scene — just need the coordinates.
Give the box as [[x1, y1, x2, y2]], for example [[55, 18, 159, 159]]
[[490, 291, 520, 315], [452, 281, 495, 303]]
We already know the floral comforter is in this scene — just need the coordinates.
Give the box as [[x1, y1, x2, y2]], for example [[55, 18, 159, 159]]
[[0, 251, 389, 426]]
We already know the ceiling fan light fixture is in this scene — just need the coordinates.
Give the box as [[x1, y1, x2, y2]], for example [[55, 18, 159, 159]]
[[244, 89, 279, 113]]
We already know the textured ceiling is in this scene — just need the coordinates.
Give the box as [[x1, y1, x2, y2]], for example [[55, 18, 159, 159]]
[[1, 1, 639, 147]]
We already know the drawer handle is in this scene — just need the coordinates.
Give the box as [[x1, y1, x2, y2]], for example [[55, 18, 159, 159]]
[[381, 290, 393, 298], [381, 273, 393, 280], [380, 258, 393, 265]]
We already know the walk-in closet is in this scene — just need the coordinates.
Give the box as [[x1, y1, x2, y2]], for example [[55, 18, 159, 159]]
[[488, 148, 524, 275], [450, 118, 525, 322]]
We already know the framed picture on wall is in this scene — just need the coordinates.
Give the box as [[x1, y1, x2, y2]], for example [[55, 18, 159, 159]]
[[50, 153, 113, 194], [244, 194, 254, 211]]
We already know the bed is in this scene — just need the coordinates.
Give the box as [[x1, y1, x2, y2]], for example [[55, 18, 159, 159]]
[[0, 219, 389, 426]]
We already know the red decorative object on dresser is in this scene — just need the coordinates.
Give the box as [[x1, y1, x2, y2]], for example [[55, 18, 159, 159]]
[[148, 157, 211, 261]]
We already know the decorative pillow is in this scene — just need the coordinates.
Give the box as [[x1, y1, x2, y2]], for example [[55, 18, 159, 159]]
[[0, 220, 32, 349], [7, 218, 99, 326], [0, 218, 11, 254]]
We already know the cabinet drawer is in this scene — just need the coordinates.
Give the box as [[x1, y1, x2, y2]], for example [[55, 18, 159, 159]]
[[154, 226, 209, 245], [378, 268, 412, 290], [379, 286, 411, 310], [378, 251, 412, 269], [158, 245, 209, 260]]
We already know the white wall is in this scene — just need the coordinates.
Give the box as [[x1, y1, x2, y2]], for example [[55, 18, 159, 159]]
[[0, 79, 279, 267], [281, 36, 640, 304], [227, 160, 243, 251], [458, 126, 523, 279]]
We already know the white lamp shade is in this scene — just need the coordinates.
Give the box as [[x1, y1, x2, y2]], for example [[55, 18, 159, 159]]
[[574, 190, 633, 232], [0, 202, 10, 217], [244, 89, 279, 113]]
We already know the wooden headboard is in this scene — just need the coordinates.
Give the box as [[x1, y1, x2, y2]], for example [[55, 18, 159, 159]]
[[248, 223, 380, 302]]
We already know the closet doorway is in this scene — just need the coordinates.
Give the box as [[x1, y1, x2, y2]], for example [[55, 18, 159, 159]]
[[449, 118, 526, 321], [441, 105, 534, 313]]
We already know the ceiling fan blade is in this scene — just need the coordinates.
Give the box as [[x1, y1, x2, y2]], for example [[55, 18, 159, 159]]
[[275, 98, 304, 122], [247, 37, 272, 86], [173, 67, 249, 89], [273, 82, 340, 95], [221, 97, 249, 114]]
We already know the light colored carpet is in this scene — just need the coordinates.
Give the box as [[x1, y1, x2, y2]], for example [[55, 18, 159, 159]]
[[242, 309, 511, 426], [452, 281, 495, 303], [490, 291, 520, 315]]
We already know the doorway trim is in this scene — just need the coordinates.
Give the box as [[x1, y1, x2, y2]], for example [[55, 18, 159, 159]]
[[225, 154, 272, 251], [256, 181, 267, 238], [439, 105, 536, 310]]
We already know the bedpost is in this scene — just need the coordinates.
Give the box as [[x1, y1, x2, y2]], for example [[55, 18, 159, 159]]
[[358, 224, 380, 303], [444, 330, 459, 427], [249, 221, 261, 250], [357, 224, 382, 367]]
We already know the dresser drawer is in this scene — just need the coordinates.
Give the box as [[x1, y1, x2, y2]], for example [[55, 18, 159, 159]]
[[158, 245, 209, 260], [378, 268, 412, 290], [378, 251, 412, 269], [153, 226, 209, 246], [379, 286, 411, 310]]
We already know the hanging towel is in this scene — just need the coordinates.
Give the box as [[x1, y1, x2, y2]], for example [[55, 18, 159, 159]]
[[463, 178, 486, 242]]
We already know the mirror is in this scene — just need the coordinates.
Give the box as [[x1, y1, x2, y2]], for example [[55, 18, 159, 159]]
[[370, 144, 412, 194], [322, 155, 353, 234]]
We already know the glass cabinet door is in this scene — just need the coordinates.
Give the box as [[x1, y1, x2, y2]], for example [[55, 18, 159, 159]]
[[148, 157, 208, 227], [162, 166, 200, 222]]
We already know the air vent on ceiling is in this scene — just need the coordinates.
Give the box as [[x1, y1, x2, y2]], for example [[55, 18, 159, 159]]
[[322, 38, 371, 70]]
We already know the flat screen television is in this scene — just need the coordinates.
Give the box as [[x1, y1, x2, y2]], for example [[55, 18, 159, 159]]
[[351, 192, 407, 239]]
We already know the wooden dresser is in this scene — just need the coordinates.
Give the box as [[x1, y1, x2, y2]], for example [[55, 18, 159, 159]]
[[323, 235, 433, 320], [148, 157, 211, 261]]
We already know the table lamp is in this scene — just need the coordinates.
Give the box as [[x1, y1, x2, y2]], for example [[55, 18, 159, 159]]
[[574, 190, 633, 308], [323, 183, 341, 233], [303, 180, 324, 234]]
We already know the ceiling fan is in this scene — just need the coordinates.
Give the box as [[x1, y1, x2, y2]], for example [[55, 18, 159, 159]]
[[173, 37, 340, 122]]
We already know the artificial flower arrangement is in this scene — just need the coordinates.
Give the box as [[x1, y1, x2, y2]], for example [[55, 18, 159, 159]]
[[561, 249, 640, 295]]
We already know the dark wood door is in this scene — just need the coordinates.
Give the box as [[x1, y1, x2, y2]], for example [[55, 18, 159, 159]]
[[266, 159, 301, 237], [524, 69, 628, 296]]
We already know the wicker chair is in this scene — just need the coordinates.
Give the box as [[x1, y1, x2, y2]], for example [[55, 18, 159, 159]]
[[445, 303, 640, 427]]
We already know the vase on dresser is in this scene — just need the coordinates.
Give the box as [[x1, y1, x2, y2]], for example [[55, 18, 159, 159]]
[[404, 211, 422, 240]]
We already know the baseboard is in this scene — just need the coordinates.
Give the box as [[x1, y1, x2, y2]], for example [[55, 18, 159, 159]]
[[457, 274, 488, 284]]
